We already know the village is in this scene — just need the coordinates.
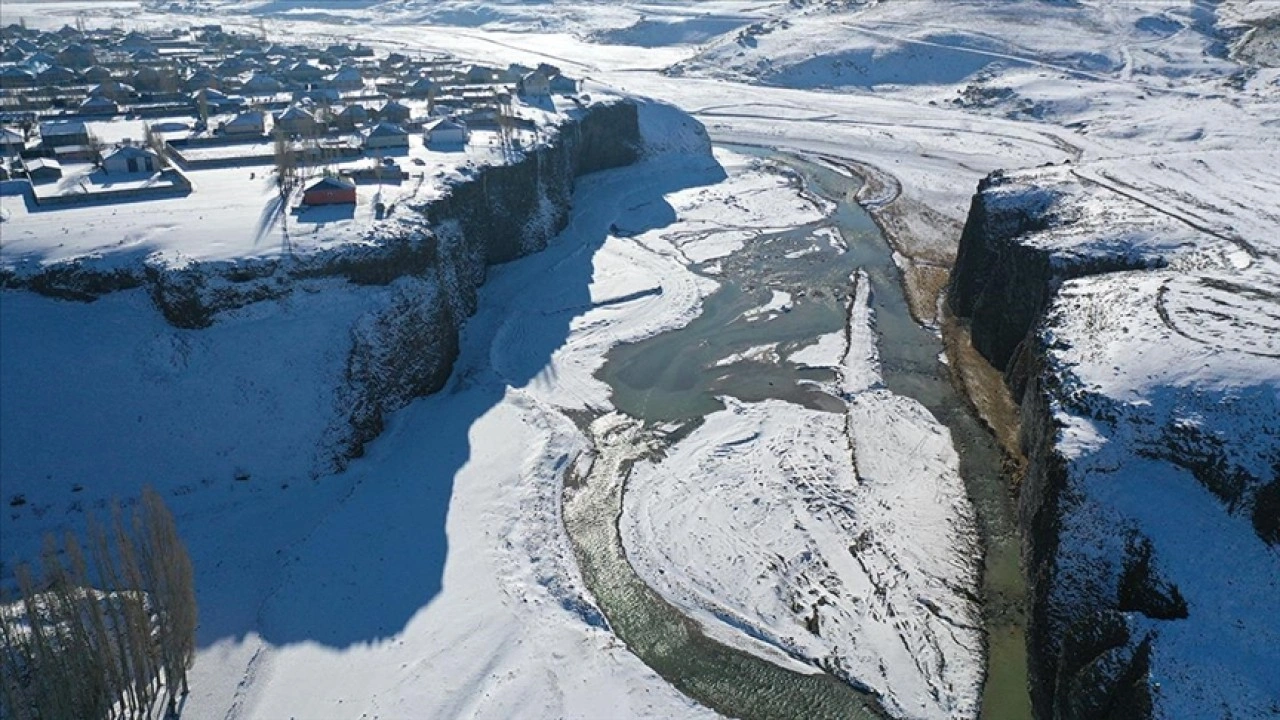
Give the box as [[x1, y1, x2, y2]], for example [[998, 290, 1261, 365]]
[[0, 20, 586, 262]]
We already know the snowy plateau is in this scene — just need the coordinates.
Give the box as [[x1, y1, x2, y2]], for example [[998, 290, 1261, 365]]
[[1, 2, 1278, 720]]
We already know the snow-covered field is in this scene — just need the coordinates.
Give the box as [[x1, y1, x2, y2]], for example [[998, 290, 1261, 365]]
[[3, 0, 1279, 718]]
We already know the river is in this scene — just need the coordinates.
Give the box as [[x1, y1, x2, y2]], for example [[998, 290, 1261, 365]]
[[563, 148, 1030, 719]]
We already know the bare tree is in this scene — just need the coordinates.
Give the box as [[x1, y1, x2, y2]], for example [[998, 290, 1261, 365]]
[[272, 126, 302, 248], [0, 489, 197, 720], [143, 123, 170, 168]]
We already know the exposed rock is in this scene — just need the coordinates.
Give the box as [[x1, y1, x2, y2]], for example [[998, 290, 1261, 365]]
[[947, 165, 1280, 719]]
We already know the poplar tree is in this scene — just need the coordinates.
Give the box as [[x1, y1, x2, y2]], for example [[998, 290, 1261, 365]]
[[0, 488, 197, 719]]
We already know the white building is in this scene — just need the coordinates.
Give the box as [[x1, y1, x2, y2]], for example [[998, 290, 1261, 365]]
[[518, 69, 551, 98], [102, 145, 162, 175], [425, 117, 468, 147]]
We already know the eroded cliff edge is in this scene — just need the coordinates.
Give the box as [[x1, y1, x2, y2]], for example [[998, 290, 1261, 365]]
[[1, 99, 646, 475], [947, 166, 1279, 719]]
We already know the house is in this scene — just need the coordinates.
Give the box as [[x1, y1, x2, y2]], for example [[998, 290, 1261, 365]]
[[0, 127, 25, 156], [460, 64, 495, 84], [55, 43, 95, 68], [39, 119, 88, 149], [241, 72, 283, 95], [130, 48, 162, 63], [36, 65, 78, 86], [378, 99, 411, 124], [285, 61, 326, 84], [223, 110, 266, 136], [301, 176, 355, 206], [24, 157, 62, 183], [333, 103, 369, 130], [424, 117, 467, 147], [79, 95, 118, 115], [328, 66, 364, 92], [362, 122, 409, 150], [82, 65, 113, 82], [131, 67, 177, 92], [90, 79, 134, 101], [120, 30, 153, 52], [1, 46, 26, 63], [185, 69, 221, 92], [26, 51, 57, 69], [296, 87, 340, 103], [406, 76, 437, 99], [0, 66, 35, 88], [102, 145, 161, 174], [517, 69, 551, 98], [274, 105, 317, 136], [500, 63, 533, 83], [193, 87, 243, 113], [217, 57, 252, 76]]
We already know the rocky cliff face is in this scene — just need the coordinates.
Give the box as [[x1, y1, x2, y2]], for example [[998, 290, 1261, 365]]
[[2, 100, 643, 469], [947, 166, 1280, 720], [331, 99, 641, 463]]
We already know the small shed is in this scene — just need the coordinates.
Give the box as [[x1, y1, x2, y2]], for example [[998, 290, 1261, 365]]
[[363, 122, 409, 150], [302, 176, 356, 206], [424, 117, 467, 147], [102, 145, 161, 175], [24, 157, 63, 183]]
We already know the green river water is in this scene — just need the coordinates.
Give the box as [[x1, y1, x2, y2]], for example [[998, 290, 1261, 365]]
[[563, 149, 1031, 719]]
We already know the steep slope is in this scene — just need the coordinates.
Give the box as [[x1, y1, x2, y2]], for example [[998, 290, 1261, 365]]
[[2, 98, 643, 524], [947, 164, 1280, 720]]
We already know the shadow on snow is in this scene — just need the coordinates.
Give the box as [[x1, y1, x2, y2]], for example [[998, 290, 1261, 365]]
[[188, 153, 727, 650]]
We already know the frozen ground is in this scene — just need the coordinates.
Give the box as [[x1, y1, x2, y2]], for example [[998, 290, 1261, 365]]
[[3, 0, 1279, 718]]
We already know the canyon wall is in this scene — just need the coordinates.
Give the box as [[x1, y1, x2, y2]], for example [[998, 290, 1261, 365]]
[[947, 166, 1280, 720], [1, 100, 643, 470]]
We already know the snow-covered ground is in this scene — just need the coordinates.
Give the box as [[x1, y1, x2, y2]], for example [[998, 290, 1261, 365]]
[[622, 273, 982, 720], [3, 0, 1278, 718], [1, 99, 588, 274]]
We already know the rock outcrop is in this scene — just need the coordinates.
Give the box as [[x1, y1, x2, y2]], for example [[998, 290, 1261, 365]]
[[947, 165, 1280, 720]]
